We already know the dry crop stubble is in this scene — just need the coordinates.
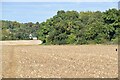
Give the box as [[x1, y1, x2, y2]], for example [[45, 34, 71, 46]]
[[2, 43, 118, 78]]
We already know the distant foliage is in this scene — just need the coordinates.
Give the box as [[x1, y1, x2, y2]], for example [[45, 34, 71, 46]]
[[1, 9, 120, 44], [1, 21, 39, 40]]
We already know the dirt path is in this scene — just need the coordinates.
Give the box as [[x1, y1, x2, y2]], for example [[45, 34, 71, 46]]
[[2, 45, 118, 78], [0, 40, 42, 45]]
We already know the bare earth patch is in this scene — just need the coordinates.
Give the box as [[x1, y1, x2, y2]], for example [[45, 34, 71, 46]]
[[2, 43, 118, 78], [0, 40, 42, 45]]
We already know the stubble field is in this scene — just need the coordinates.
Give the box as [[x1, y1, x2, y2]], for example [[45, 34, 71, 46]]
[[1, 41, 118, 78]]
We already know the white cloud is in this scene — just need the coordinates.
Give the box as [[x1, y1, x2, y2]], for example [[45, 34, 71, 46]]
[[1, 0, 120, 2]]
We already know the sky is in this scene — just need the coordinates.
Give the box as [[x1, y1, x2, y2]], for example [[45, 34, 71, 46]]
[[1, 0, 120, 2], [1, 2, 119, 23]]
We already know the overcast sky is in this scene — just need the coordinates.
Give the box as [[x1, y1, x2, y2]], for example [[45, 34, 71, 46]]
[[1, 1, 119, 23]]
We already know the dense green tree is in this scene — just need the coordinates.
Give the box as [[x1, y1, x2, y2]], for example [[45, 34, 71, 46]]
[[1, 8, 119, 45]]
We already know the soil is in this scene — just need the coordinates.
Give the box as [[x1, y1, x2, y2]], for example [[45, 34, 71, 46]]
[[2, 44, 118, 78]]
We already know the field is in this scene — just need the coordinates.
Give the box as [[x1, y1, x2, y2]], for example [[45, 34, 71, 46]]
[[1, 41, 118, 78], [1, 40, 42, 45]]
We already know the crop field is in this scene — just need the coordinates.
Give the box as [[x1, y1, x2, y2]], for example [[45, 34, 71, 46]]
[[1, 41, 118, 78]]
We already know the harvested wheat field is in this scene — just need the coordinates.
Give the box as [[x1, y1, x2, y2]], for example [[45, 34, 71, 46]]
[[0, 40, 42, 45], [2, 43, 118, 78]]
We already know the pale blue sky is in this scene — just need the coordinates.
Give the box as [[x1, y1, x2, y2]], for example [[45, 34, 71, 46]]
[[1, 0, 120, 2], [2, 2, 119, 23]]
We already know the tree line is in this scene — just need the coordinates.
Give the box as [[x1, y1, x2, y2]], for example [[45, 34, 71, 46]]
[[1, 8, 120, 44], [1, 21, 39, 40]]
